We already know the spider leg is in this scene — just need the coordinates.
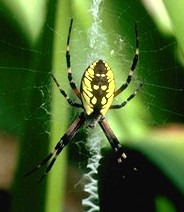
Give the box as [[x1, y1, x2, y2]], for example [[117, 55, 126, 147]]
[[110, 83, 143, 109], [98, 116, 127, 163], [25, 112, 85, 182], [66, 18, 81, 99], [114, 23, 139, 97], [51, 74, 82, 108]]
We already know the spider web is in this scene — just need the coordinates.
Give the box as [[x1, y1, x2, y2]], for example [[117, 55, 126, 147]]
[[0, 0, 184, 211]]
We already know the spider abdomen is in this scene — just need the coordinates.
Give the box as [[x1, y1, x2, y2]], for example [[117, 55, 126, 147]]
[[80, 60, 115, 116]]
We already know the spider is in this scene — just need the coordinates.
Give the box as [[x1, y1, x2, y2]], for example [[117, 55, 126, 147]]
[[25, 19, 143, 181]]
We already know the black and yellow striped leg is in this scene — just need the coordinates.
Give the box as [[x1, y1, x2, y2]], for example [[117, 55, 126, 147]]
[[114, 23, 139, 97], [25, 112, 85, 182], [66, 18, 81, 99], [98, 116, 127, 163], [110, 83, 143, 109], [51, 74, 82, 108]]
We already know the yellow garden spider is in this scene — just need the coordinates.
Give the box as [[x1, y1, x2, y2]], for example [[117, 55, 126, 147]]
[[25, 19, 142, 181]]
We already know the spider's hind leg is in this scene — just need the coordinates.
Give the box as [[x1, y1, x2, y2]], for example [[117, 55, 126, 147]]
[[65, 19, 81, 99], [51, 74, 82, 108], [114, 23, 139, 97]]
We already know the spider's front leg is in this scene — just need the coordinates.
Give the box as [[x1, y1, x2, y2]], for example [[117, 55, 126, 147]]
[[25, 112, 85, 182], [98, 117, 127, 163]]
